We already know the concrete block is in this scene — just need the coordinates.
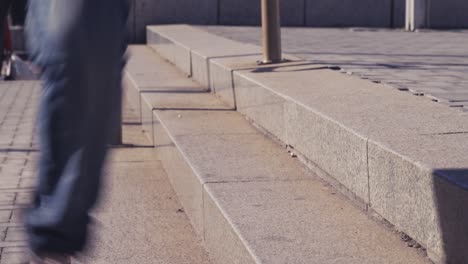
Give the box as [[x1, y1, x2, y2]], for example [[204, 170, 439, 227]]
[[191, 43, 259, 89], [285, 102, 369, 203], [172, 133, 311, 183], [146, 28, 176, 64], [156, 111, 257, 137], [368, 132, 468, 263], [142, 92, 230, 111], [134, 0, 217, 42], [210, 55, 262, 108], [369, 142, 442, 254], [209, 60, 236, 108], [203, 181, 428, 264], [429, 0, 468, 28], [191, 51, 210, 88], [148, 25, 259, 83], [233, 72, 288, 143], [146, 29, 192, 77], [156, 145, 205, 235], [140, 94, 155, 144], [306, 0, 392, 27], [202, 185, 257, 264], [124, 45, 205, 122], [219, 0, 304, 26]]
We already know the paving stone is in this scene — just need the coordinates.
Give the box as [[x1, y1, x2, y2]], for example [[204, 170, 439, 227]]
[[5, 227, 26, 242], [200, 26, 468, 109], [0, 211, 12, 224], [0, 251, 28, 264]]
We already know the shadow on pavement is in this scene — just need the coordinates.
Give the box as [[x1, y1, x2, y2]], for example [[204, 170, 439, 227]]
[[433, 168, 468, 263]]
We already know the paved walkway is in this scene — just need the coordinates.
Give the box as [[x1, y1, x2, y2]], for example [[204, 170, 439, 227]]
[[200, 26, 468, 110], [0, 81, 213, 264]]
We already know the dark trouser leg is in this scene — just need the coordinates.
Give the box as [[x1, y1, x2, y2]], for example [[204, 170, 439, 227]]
[[25, 0, 129, 254], [0, 0, 13, 62], [11, 0, 27, 26]]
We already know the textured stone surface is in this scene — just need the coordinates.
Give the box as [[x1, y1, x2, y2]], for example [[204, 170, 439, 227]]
[[285, 102, 369, 203], [148, 26, 468, 262], [201, 26, 468, 109], [147, 25, 260, 88], [368, 132, 468, 263], [233, 75, 288, 142], [153, 110, 311, 185], [139, 90, 429, 263], [146, 27, 192, 76], [204, 181, 430, 264], [210, 55, 262, 108], [124, 45, 207, 122]]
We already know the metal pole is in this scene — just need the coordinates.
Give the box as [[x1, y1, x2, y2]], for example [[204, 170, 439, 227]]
[[261, 0, 282, 64], [405, 0, 428, 31]]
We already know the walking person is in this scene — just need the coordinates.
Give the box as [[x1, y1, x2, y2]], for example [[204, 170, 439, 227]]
[[24, 0, 129, 263]]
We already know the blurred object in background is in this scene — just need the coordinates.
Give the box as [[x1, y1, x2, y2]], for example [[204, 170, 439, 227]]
[[0, 0, 29, 80], [10, 53, 38, 80]]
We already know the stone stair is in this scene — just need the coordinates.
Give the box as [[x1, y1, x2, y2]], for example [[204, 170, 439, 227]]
[[123, 45, 431, 264], [133, 25, 468, 264]]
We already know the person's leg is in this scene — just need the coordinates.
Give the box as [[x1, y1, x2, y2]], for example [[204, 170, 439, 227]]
[[25, 0, 129, 255]]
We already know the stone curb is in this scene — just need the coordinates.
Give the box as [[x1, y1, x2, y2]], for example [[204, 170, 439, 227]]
[[123, 47, 431, 263], [144, 25, 468, 264]]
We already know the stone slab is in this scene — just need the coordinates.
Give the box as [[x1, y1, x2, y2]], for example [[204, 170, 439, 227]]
[[141, 94, 428, 263], [150, 26, 468, 262], [285, 101, 369, 203], [83, 138, 213, 264], [232, 71, 289, 144], [124, 45, 208, 122], [146, 29, 192, 77], [368, 132, 468, 263], [203, 180, 429, 264], [210, 55, 262, 108], [305, 0, 392, 27], [147, 25, 261, 88]]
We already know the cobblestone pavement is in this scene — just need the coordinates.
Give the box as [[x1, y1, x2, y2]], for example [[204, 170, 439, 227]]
[[0, 81, 39, 264], [199, 26, 468, 110]]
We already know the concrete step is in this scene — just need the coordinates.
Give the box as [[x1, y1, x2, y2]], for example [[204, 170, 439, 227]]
[[76, 107, 213, 264], [144, 25, 468, 264], [123, 45, 430, 264]]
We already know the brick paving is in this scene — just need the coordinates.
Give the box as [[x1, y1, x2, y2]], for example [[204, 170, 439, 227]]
[[0, 81, 39, 263], [199, 26, 468, 110]]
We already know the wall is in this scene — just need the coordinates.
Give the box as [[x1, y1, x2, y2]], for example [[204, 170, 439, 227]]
[[127, 0, 467, 43]]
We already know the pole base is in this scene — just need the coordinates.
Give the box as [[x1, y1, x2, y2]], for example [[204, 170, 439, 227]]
[[257, 58, 288, 65]]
